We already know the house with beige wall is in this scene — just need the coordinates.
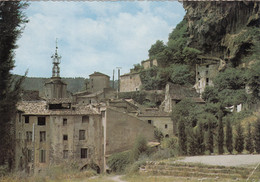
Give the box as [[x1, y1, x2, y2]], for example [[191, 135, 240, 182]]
[[120, 72, 142, 92]]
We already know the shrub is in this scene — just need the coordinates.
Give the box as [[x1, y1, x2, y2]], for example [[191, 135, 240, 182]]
[[107, 151, 132, 173], [154, 128, 164, 142], [234, 122, 244, 154], [131, 136, 149, 161]]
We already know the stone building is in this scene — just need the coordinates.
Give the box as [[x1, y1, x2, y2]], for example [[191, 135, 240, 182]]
[[137, 108, 173, 137], [141, 59, 158, 69], [87, 72, 110, 93], [120, 72, 142, 92], [15, 45, 155, 174], [161, 83, 205, 113], [194, 56, 226, 94]]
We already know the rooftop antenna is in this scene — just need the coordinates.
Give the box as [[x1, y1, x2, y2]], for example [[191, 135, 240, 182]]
[[116, 67, 121, 98], [51, 38, 62, 78]]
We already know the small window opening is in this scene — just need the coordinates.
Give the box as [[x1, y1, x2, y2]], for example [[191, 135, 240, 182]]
[[63, 118, 67, 126], [25, 116, 29, 124], [38, 117, 46, 126], [148, 120, 152, 124], [63, 135, 68, 141], [165, 124, 168, 129], [79, 130, 85, 140], [40, 131, 46, 142], [82, 115, 89, 123], [81, 148, 88, 158]]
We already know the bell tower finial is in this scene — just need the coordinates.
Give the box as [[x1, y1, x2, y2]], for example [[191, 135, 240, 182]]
[[51, 38, 62, 78]]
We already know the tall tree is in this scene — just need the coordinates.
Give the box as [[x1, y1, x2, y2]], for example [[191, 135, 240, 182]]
[[254, 118, 260, 154], [0, 1, 28, 170], [225, 118, 233, 154], [234, 123, 244, 154], [217, 111, 224, 154], [245, 123, 254, 154], [178, 118, 187, 155], [206, 119, 214, 154]]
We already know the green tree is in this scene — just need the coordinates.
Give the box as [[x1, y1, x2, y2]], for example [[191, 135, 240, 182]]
[[225, 118, 233, 154], [254, 118, 260, 153], [0, 1, 28, 169], [148, 40, 166, 59], [206, 119, 214, 154], [178, 118, 187, 155], [234, 123, 244, 154], [197, 121, 205, 155], [245, 123, 254, 153], [131, 136, 149, 161], [188, 127, 199, 156], [217, 111, 224, 154], [154, 128, 164, 142], [247, 59, 260, 101]]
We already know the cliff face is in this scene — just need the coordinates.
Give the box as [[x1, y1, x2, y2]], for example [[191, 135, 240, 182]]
[[183, 1, 260, 66]]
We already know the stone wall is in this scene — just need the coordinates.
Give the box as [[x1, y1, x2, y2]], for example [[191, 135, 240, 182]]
[[120, 73, 142, 92], [105, 107, 154, 155]]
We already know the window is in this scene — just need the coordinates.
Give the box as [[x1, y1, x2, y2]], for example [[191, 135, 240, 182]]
[[206, 78, 209, 85], [63, 135, 68, 141], [206, 65, 209, 68], [81, 148, 88, 158], [82, 115, 89, 123], [25, 116, 29, 124], [39, 150, 46, 163], [148, 120, 152, 124], [38, 117, 46, 126], [26, 131, 32, 142], [40, 131, 46, 142], [63, 118, 67, 126], [63, 150, 68, 159], [197, 72, 200, 75], [79, 130, 85, 140], [206, 70, 209, 75], [27, 149, 32, 162], [165, 124, 168, 129]]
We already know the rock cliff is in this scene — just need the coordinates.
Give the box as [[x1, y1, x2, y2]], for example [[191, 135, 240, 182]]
[[182, 1, 260, 66]]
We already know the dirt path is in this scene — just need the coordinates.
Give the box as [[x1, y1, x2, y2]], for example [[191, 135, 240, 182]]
[[177, 154, 260, 167], [107, 175, 126, 182]]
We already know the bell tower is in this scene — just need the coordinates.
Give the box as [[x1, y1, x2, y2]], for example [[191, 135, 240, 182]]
[[51, 39, 61, 78], [44, 39, 67, 99]]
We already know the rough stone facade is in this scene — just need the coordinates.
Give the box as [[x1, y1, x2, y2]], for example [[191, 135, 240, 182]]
[[137, 108, 173, 137], [44, 78, 67, 99], [87, 72, 110, 93], [120, 72, 142, 92], [141, 59, 158, 69]]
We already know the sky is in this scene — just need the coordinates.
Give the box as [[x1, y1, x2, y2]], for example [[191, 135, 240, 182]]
[[12, 1, 185, 79]]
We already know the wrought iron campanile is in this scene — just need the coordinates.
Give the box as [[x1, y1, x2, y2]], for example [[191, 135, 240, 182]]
[[51, 39, 61, 78]]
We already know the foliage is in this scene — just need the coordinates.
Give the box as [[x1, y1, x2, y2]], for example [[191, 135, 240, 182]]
[[187, 122, 205, 156], [245, 123, 254, 154], [225, 118, 233, 154], [217, 111, 224, 154], [118, 91, 147, 105], [107, 151, 132, 173], [202, 87, 219, 103], [132, 64, 143, 73], [150, 148, 175, 161], [234, 122, 244, 154], [206, 119, 214, 154], [148, 40, 166, 59], [183, 47, 201, 66], [254, 118, 260, 154], [131, 136, 149, 161], [0, 1, 28, 169], [247, 59, 260, 101], [154, 128, 164, 142], [163, 137, 178, 150], [177, 118, 187, 155], [139, 67, 160, 90]]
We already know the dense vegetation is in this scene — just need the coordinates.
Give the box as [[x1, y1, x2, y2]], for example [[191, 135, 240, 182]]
[[0, 1, 28, 170]]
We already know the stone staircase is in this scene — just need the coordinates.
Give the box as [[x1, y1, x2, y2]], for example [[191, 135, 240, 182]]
[[139, 161, 258, 181]]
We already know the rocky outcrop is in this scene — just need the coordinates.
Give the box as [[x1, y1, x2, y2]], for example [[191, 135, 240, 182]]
[[182, 1, 260, 66]]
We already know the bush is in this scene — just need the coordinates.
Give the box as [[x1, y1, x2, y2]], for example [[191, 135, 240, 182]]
[[150, 148, 175, 161], [131, 136, 149, 161], [107, 151, 132, 173], [154, 128, 164, 142]]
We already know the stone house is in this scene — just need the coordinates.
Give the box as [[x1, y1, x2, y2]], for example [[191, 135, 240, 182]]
[[161, 83, 205, 113], [194, 56, 226, 94], [120, 72, 142, 92], [141, 59, 158, 69], [137, 108, 173, 137], [87, 72, 110, 93]]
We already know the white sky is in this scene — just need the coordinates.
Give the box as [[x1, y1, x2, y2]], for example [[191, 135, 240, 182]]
[[12, 1, 185, 79]]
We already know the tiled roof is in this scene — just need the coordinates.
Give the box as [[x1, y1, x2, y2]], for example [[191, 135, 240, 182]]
[[17, 101, 100, 116], [89, 72, 109, 77], [138, 108, 170, 117], [78, 90, 104, 98], [46, 98, 72, 104], [21, 90, 41, 101], [168, 83, 199, 100]]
